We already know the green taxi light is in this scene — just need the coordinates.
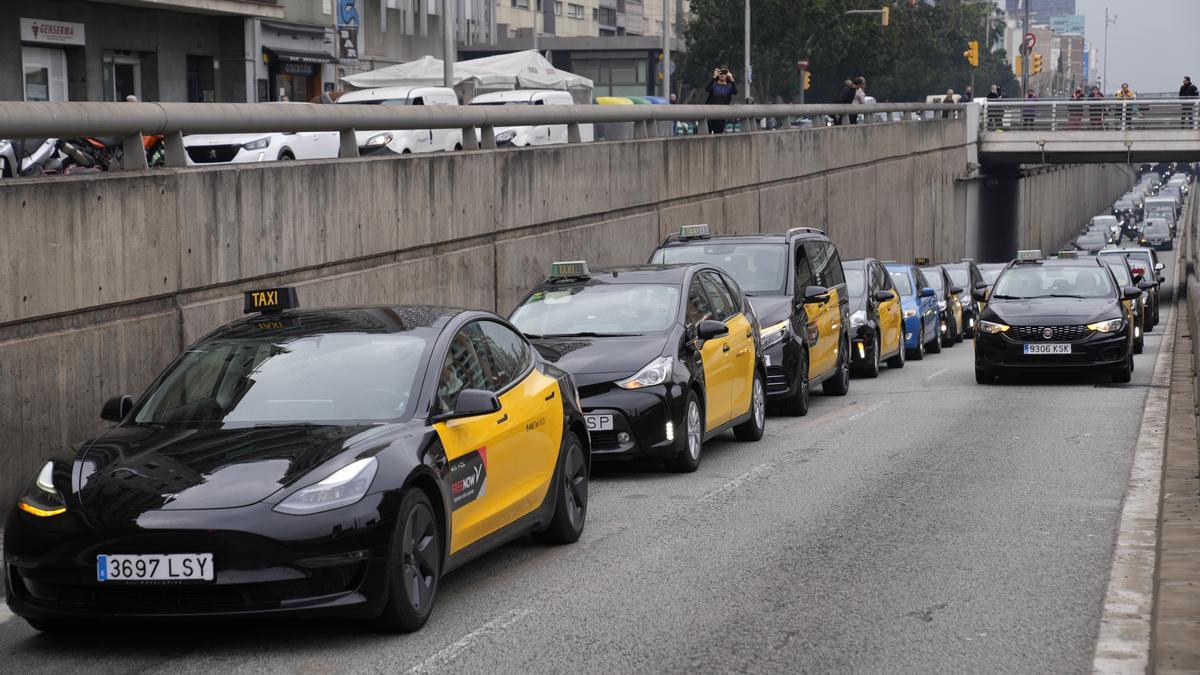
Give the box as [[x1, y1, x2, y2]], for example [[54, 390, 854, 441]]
[[549, 261, 590, 278], [1015, 249, 1043, 261], [679, 224, 712, 239], [1057, 250, 1080, 259], [913, 257, 930, 265], [244, 287, 299, 314]]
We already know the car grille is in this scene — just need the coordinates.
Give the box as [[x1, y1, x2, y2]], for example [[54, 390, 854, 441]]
[[589, 430, 619, 449], [766, 366, 791, 396], [1012, 325, 1090, 342], [186, 144, 242, 164]]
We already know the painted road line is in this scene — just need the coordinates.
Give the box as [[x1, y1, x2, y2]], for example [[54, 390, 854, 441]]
[[698, 464, 773, 503], [407, 608, 531, 674], [1092, 261, 1177, 674], [848, 401, 891, 421], [923, 368, 948, 382]]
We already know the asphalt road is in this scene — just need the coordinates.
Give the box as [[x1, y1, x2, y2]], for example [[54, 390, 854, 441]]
[[0, 252, 1177, 675]]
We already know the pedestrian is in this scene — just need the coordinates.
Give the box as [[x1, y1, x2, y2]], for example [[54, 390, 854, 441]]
[[851, 77, 867, 124], [669, 93, 678, 104], [1115, 82, 1135, 128], [704, 66, 737, 134], [986, 83, 1003, 129], [1022, 89, 1038, 129], [124, 94, 139, 103], [833, 79, 856, 125], [942, 89, 956, 118], [961, 86, 973, 103], [1067, 87, 1084, 129], [1180, 76, 1198, 128], [1088, 85, 1105, 129]]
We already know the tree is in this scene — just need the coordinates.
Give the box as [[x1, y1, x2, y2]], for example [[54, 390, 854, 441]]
[[681, 0, 1018, 104]]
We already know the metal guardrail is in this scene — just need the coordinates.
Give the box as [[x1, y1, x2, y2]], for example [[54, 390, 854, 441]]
[[0, 101, 961, 172], [980, 99, 1200, 132]]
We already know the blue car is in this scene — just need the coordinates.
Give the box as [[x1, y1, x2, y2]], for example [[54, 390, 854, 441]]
[[883, 263, 941, 359]]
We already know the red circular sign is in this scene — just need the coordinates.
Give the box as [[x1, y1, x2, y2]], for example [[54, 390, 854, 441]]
[[1024, 32, 1037, 49], [798, 60, 810, 70]]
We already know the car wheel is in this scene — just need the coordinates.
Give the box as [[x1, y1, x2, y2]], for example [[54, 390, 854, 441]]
[[376, 490, 441, 633], [778, 348, 810, 416], [1112, 354, 1134, 383], [927, 323, 943, 354], [278, 150, 294, 161], [1134, 331, 1144, 354], [952, 317, 964, 343], [887, 335, 906, 368], [909, 322, 926, 360], [734, 371, 766, 441], [858, 335, 881, 378], [533, 432, 587, 544], [666, 391, 703, 473], [975, 366, 995, 384], [822, 337, 851, 396]]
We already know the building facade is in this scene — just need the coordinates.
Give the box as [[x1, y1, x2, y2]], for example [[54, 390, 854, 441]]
[[1004, 0, 1076, 23]]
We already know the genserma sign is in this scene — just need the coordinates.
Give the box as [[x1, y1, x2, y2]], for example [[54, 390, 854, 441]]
[[20, 18, 86, 47]]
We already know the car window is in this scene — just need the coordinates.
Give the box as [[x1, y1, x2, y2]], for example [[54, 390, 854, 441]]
[[477, 320, 532, 392], [717, 272, 745, 312], [808, 242, 845, 289], [794, 245, 816, 291], [437, 322, 493, 411], [889, 270, 913, 295], [654, 243, 788, 295], [687, 278, 714, 327], [991, 266, 1116, 299], [699, 271, 738, 322], [877, 264, 895, 291], [844, 268, 865, 299], [510, 284, 680, 336]]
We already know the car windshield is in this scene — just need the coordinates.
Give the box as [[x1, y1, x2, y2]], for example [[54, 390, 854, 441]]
[[133, 333, 428, 427], [889, 271, 914, 295], [1104, 262, 1132, 285], [339, 98, 413, 105], [918, 268, 944, 293], [1146, 223, 1170, 236], [1092, 217, 1118, 227], [991, 265, 1116, 299], [510, 283, 680, 336], [947, 268, 970, 287], [844, 269, 866, 299], [653, 243, 787, 294], [470, 100, 532, 106]]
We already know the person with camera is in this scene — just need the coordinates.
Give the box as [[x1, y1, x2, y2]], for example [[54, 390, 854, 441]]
[[705, 66, 737, 134]]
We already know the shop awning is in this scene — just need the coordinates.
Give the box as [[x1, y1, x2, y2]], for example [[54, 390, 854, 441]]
[[264, 48, 337, 65]]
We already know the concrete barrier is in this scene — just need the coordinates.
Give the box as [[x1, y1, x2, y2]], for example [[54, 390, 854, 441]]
[[0, 120, 1130, 512]]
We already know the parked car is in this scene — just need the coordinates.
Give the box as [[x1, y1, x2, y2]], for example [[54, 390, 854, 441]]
[[468, 90, 594, 146], [336, 86, 464, 155], [184, 103, 340, 165]]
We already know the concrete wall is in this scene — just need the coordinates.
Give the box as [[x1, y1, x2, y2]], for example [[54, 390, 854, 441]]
[[1014, 163, 1137, 254], [0, 119, 1120, 512]]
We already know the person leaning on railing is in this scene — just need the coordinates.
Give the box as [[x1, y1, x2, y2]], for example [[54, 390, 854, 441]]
[[1115, 83, 1136, 129], [1182, 76, 1198, 128], [1088, 85, 1105, 129]]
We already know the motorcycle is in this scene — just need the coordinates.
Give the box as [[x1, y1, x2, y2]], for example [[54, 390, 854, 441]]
[[57, 136, 125, 172], [0, 137, 59, 178], [1120, 218, 1141, 243]]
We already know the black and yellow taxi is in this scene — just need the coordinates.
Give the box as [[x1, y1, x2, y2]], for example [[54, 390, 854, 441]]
[[917, 260, 966, 346], [648, 225, 851, 417], [1096, 252, 1148, 354], [509, 260, 766, 473], [842, 258, 905, 377], [973, 251, 1140, 383], [6, 288, 588, 633], [943, 259, 987, 338]]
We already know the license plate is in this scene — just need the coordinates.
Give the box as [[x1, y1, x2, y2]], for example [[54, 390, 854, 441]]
[[1023, 343, 1071, 355], [97, 553, 214, 583], [585, 414, 614, 431]]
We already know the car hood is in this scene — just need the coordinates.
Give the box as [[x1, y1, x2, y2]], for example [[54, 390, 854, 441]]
[[183, 133, 279, 146], [746, 294, 793, 327], [77, 423, 384, 513], [530, 335, 667, 387], [985, 297, 1121, 325]]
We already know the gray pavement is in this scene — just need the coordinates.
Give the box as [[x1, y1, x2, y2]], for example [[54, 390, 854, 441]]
[[0, 254, 1177, 674]]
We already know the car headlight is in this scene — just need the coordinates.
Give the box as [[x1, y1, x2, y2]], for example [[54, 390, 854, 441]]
[[849, 310, 866, 327], [978, 320, 1010, 334], [495, 130, 517, 143], [617, 355, 674, 390], [1087, 318, 1124, 333], [18, 461, 67, 517], [365, 132, 393, 147], [274, 457, 378, 515], [903, 308, 917, 318], [759, 320, 789, 350], [242, 137, 271, 151]]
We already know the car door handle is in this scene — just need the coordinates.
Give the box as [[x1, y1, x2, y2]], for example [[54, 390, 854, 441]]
[[746, 329, 753, 337], [544, 391, 555, 401], [497, 414, 508, 424], [722, 344, 730, 353]]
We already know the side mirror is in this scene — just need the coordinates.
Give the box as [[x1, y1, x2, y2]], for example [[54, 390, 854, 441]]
[[101, 395, 133, 422], [1122, 286, 1143, 300], [1155, 262, 1166, 271], [696, 319, 730, 340], [1158, 275, 1166, 284], [1137, 280, 1155, 291], [439, 389, 501, 421], [949, 286, 964, 295], [803, 285, 830, 304], [873, 290, 894, 303], [974, 281, 988, 290], [919, 287, 937, 298], [971, 288, 988, 302]]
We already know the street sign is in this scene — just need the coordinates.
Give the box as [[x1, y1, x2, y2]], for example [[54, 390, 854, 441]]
[[1023, 32, 1037, 50], [798, 59, 810, 70]]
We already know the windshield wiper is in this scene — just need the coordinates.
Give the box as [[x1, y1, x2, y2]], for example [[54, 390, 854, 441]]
[[989, 294, 1025, 300], [542, 332, 644, 338], [1046, 294, 1087, 299]]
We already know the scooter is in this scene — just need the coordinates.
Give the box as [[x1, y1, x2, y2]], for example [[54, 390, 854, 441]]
[[0, 137, 59, 178], [57, 136, 124, 172]]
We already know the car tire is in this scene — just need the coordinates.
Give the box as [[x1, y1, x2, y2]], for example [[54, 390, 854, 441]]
[[887, 336, 906, 368], [822, 337, 851, 396], [666, 391, 704, 473], [734, 371, 766, 442], [927, 324, 943, 354], [278, 150, 294, 161], [376, 490, 441, 633], [909, 322, 926, 361], [1112, 354, 1134, 383], [952, 316, 964, 344], [533, 432, 587, 545], [858, 335, 881, 378], [975, 366, 995, 384], [777, 349, 810, 416], [1134, 331, 1144, 354]]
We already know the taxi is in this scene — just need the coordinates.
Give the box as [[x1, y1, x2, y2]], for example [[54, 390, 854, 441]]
[[883, 262, 941, 359], [648, 224, 851, 417], [917, 260, 965, 346], [1096, 251, 1148, 354], [973, 251, 1140, 383], [943, 259, 987, 338], [6, 289, 589, 633], [510, 260, 766, 472], [842, 258, 905, 377], [1097, 247, 1165, 326]]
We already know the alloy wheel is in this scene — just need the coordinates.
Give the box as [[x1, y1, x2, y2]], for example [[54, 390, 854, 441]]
[[401, 503, 439, 613], [687, 399, 702, 461]]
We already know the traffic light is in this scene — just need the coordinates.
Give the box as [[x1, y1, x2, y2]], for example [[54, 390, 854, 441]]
[[963, 40, 979, 68], [1032, 53, 1043, 75], [1013, 54, 1022, 76], [803, 70, 812, 90], [881, 5, 890, 26]]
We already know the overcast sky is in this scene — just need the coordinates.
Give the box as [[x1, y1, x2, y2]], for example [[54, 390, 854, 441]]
[[1073, 0, 1200, 94]]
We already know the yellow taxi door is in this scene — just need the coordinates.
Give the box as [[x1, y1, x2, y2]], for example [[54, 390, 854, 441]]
[[433, 321, 562, 554], [797, 243, 840, 377], [688, 277, 732, 430], [700, 271, 756, 421], [875, 264, 903, 355]]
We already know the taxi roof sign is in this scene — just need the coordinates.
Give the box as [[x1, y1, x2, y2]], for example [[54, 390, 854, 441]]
[[244, 287, 298, 314], [549, 261, 590, 278], [1057, 250, 1080, 259], [679, 224, 712, 239], [913, 257, 931, 266], [1015, 249, 1043, 261]]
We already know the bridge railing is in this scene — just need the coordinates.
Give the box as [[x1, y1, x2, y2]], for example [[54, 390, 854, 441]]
[[980, 98, 1200, 133], [0, 100, 961, 172]]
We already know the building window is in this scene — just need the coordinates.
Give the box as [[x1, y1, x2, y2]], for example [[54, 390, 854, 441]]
[[567, 3, 584, 19], [21, 46, 68, 102], [597, 6, 617, 25], [102, 52, 141, 102], [511, 0, 530, 8], [555, 1, 563, 15]]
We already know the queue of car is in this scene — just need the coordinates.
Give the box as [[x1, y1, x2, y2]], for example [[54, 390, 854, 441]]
[[3, 207, 1175, 636]]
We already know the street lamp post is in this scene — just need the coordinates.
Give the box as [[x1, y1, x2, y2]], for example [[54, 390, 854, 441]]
[[1102, 7, 1117, 93], [443, 0, 455, 88], [663, 0, 671, 99], [744, 0, 751, 101]]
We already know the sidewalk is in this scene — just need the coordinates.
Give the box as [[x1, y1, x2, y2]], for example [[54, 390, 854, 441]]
[[1153, 299, 1200, 672]]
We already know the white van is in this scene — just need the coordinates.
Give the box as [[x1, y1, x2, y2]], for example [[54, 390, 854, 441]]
[[467, 90, 593, 146], [336, 86, 463, 155]]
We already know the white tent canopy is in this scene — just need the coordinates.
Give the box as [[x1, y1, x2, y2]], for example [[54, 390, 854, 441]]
[[340, 50, 592, 94]]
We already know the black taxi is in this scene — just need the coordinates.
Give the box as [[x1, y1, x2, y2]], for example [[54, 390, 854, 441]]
[[648, 225, 851, 417], [509, 261, 766, 472]]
